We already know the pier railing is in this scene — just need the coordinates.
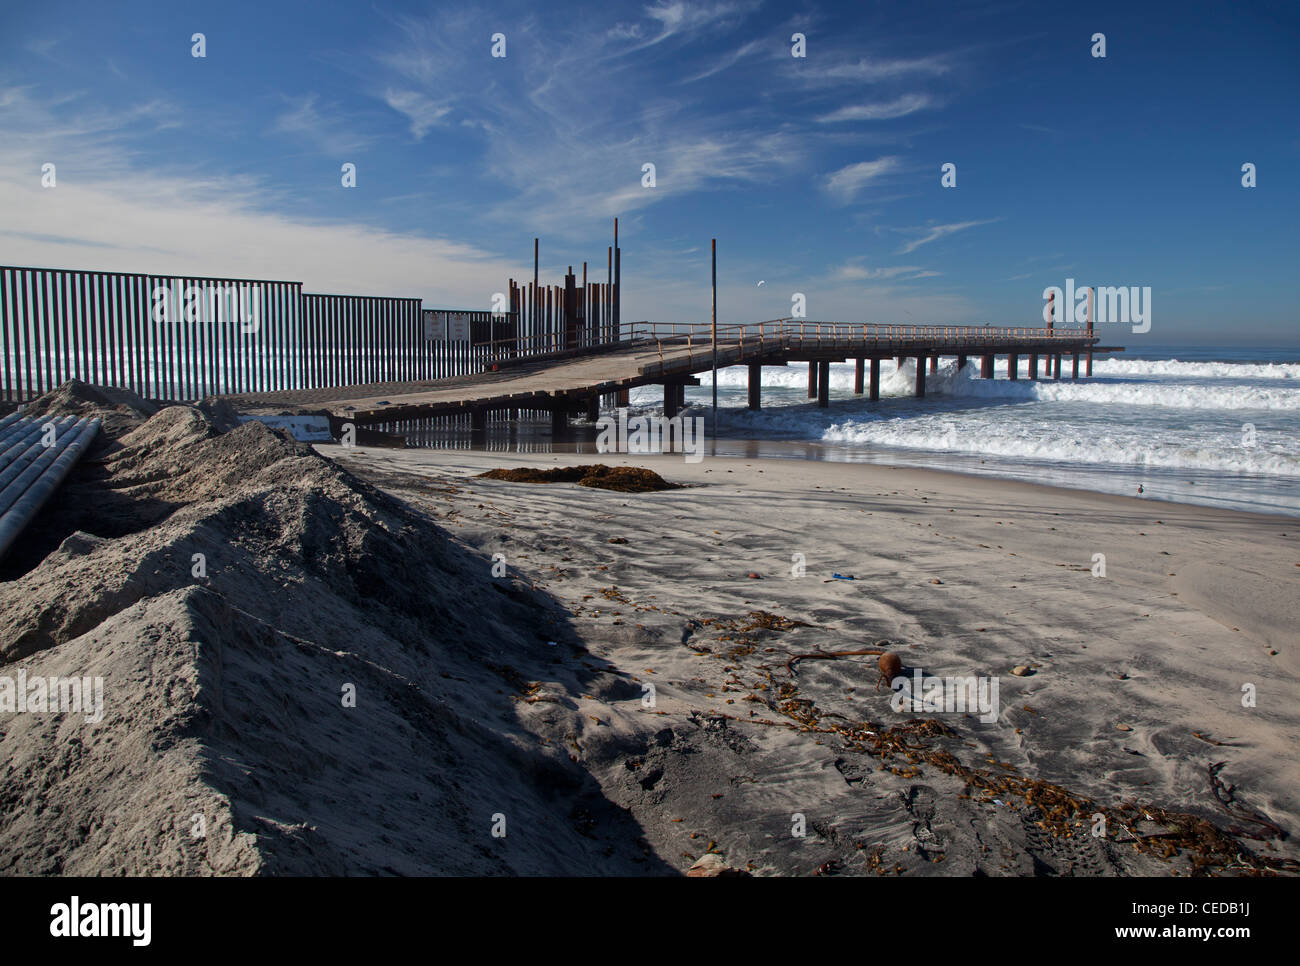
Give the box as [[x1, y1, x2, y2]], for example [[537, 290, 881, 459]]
[[472, 317, 1100, 371]]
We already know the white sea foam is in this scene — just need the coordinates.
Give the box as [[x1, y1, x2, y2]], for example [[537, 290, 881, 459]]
[[819, 416, 1300, 476], [1092, 358, 1300, 380], [696, 360, 1300, 410], [665, 352, 1300, 496]]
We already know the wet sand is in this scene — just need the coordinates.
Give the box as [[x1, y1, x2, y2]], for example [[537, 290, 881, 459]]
[[332, 443, 1300, 874]]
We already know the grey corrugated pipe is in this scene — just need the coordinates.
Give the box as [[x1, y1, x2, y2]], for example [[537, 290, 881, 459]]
[[0, 415, 51, 455], [0, 417, 79, 494], [0, 416, 77, 474], [0, 417, 100, 562]]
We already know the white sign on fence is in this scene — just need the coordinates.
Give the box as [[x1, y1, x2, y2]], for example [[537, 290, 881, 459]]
[[425, 311, 472, 342]]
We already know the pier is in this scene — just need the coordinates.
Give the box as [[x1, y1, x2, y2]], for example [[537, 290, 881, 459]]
[[225, 319, 1121, 436], [0, 241, 1123, 441]]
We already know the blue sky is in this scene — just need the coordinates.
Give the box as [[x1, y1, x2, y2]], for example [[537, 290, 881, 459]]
[[1, 0, 1297, 345]]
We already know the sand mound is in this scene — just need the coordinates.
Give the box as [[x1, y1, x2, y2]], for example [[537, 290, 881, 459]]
[[477, 464, 682, 492], [0, 387, 664, 874], [17, 380, 160, 436]]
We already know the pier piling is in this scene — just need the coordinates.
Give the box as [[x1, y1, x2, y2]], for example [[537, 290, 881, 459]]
[[748, 363, 762, 410], [664, 383, 680, 419], [817, 360, 830, 408], [869, 359, 881, 400], [854, 358, 865, 395]]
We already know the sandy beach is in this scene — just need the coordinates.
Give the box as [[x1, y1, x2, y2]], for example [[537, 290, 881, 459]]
[[3, 387, 1295, 875], [335, 442, 1300, 875]]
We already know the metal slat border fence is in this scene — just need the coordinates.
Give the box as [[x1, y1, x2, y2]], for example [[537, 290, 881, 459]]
[[0, 266, 560, 403]]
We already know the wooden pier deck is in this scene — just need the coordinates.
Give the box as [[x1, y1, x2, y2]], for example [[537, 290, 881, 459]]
[[221, 320, 1120, 430]]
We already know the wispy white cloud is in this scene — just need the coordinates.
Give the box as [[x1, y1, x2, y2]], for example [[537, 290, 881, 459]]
[[383, 89, 452, 139], [25, 38, 60, 59], [680, 38, 767, 83], [835, 261, 933, 281], [792, 53, 954, 87], [824, 157, 900, 203], [271, 94, 372, 155], [634, 0, 761, 51], [894, 219, 996, 254], [817, 93, 933, 123]]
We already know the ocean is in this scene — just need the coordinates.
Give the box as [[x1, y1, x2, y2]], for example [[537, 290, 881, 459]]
[[620, 346, 1300, 518]]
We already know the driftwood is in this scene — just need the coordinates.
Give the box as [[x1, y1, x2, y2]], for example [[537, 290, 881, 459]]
[[785, 648, 885, 676]]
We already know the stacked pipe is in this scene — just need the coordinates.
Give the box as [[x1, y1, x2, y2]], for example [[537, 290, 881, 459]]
[[0, 415, 102, 562]]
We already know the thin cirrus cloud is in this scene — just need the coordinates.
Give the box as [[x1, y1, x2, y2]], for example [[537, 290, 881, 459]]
[[634, 0, 761, 51], [817, 93, 933, 123], [824, 157, 900, 203], [791, 53, 954, 87], [836, 263, 938, 281], [894, 219, 997, 254], [382, 89, 452, 139], [271, 94, 373, 155], [679, 38, 767, 83]]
